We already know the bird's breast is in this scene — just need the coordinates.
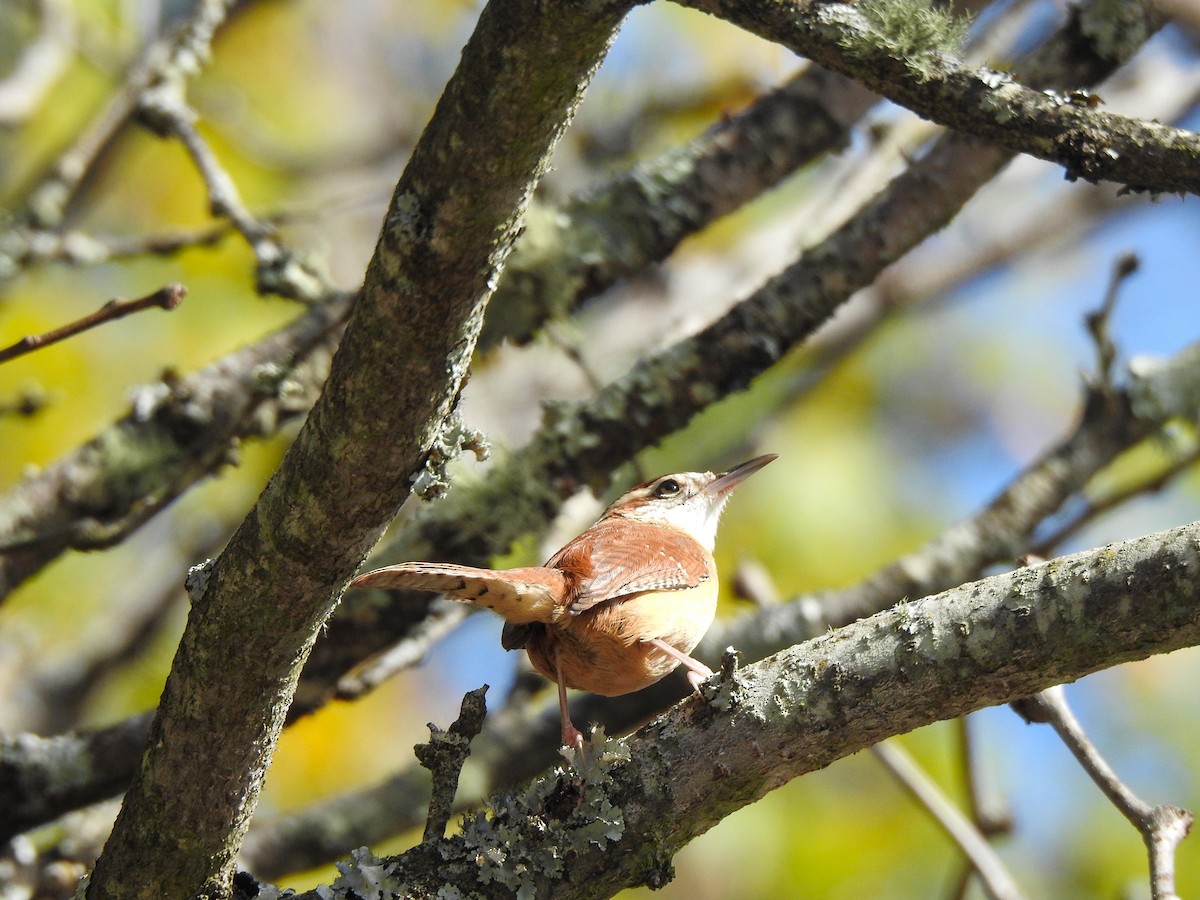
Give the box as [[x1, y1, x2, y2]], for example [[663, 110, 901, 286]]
[[525, 581, 719, 696]]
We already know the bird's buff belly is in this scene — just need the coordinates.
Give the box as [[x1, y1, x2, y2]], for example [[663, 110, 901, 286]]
[[526, 582, 718, 696]]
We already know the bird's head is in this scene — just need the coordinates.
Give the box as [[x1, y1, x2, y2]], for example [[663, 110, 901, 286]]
[[604, 454, 776, 550]]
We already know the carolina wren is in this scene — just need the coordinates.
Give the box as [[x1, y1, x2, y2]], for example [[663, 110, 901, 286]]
[[350, 454, 776, 748]]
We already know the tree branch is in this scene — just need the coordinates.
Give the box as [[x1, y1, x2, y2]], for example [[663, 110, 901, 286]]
[[479, 65, 876, 349], [673, 0, 1188, 194], [268, 518, 1200, 898], [83, 0, 631, 895], [1014, 687, 1194, 900], [0, 712, 154, 842], [0, 295, 350, 601], [0, 284, 185, 365], [872, 740, 1023, 900]]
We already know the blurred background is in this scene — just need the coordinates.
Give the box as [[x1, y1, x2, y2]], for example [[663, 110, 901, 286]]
[[1, 0, 1198, 896]]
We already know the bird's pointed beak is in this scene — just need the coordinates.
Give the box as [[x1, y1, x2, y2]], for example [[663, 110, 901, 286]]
[[706, 453, 777, 496]]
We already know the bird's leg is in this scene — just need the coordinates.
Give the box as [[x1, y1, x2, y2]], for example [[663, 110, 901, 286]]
[[646, 638, 714, 692], [555, 653, 585, 750]]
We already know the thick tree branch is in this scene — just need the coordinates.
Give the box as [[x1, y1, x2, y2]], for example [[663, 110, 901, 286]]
[[83, 1, 631, 896], [270, 519, 1200, 898], [674, 0, 1187, 194]]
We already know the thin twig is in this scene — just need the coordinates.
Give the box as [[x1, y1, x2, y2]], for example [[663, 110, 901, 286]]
[[873, 741, 1025, 900], [1014, 687, 1194, 900], [414, 686, 489, 843], [135, 85, 330, 302], [946, 716, 1014, 900], [0, 284, 185, 365], [1085, 251, 1140, 388]]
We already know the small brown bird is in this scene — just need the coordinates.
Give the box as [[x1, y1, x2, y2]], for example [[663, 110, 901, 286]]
[[350, 454, 776, 748]]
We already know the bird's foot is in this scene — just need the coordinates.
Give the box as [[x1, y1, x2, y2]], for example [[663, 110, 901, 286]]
[[646, 638, 714, 694], [561, 720, 585, 752], [685, 662, 715, 693]]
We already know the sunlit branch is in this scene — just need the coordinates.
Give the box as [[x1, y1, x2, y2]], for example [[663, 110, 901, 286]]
[[1013, 688, 1194, 900], [0, 284, 185, 365]]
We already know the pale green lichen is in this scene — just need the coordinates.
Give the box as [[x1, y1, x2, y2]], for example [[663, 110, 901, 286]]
[[1079, 0, 1155, 63], [185, 558, 213, 604], [1128, 344, 1200, 422], [457, 730, 631, 897], [323, 847, 405, 898], [412, 408, 491, 501], [823, 0, 971, 82]]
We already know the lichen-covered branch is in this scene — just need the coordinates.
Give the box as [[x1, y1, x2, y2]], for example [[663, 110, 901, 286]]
[[480, 66, 876, 349], [0, 712, 153, 844], [675, 0, 1189, 194], [0, 295, 350, 602], [266, 519, 1200, 898], [83, 0, 631, 896]]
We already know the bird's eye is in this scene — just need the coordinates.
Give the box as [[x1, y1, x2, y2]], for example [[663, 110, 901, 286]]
[[655, 478, 681, 498]]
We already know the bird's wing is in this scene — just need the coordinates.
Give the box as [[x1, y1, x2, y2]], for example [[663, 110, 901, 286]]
[[349, 562, 565, 625], [548, 518, 712, 614]]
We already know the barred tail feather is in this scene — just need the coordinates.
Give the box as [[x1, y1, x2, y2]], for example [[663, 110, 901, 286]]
[[350, 562, 565, 625]]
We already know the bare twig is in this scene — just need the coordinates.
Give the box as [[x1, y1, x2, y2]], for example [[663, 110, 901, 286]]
[[414, 686, 489, 843], [1086, 251, 1140, 387], [956, 717, 1012, 838], [134, 86, 329, 302], [946, 716, 1014, 900], [1030, 440, 1200, 558], [0, 284, 185, 365], [1014, 687, 1194, 900], [873, 740, 1024, 900], [19, 0, 239, 229], [0, 223, 233, 277]]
